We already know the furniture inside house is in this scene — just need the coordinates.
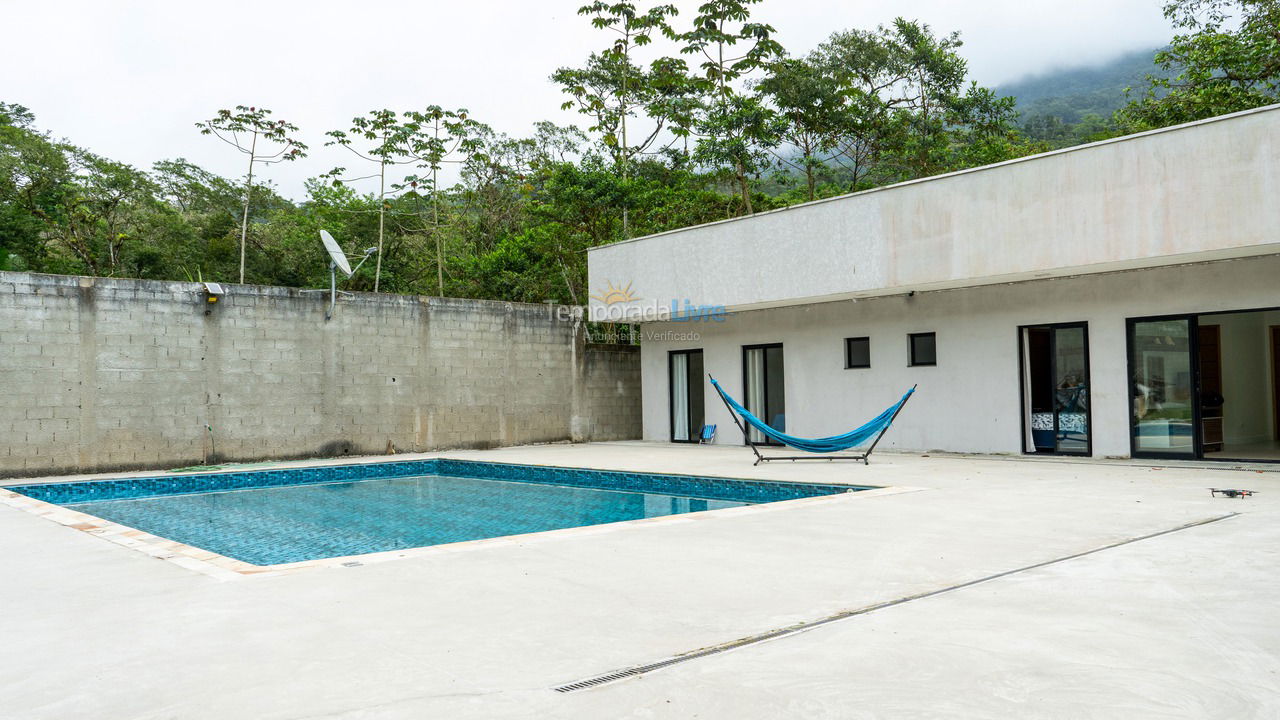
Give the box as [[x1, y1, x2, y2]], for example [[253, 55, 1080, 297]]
[[1198, 324, 1224, 453]]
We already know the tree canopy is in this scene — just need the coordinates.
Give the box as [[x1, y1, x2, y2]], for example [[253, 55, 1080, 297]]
[[1121, 0, 1280, 127], [1, 1, 1267, 302]]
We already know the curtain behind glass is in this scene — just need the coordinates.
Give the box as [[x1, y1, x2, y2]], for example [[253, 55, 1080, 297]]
[[672, 353, 690, 441], [745, 348, 765, 443]]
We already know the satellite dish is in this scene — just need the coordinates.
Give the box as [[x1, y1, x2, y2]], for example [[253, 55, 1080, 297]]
[[319, 230, 353, 277]]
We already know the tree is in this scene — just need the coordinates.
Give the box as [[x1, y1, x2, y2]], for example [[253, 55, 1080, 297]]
[[0, 103, 72, 271], [943, 84, 1030, 170], [325, 109, 420, 291], [755, 56, 841, 201], [675, 0, 783, 214], [456, 156, 733, 304], [151, 158, 271, 280], [4, 4, 1057, 304], [44, 147, 162, 276], [553, 1, 682, 235], [804, 19, 1027, 190], [401, 106, 488, 296], [1122, 0, 1280, 128], [811, 19, 966, 189], [196, 106, 307, 283], [454, 123, 583, 256], [153, 158, 241, 216], [248, 179, 379, 290]]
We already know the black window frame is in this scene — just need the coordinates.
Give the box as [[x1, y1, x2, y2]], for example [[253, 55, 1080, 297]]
[[1123, 305, 1280, 464], [741, 343, 785, 447], [1017, 321, 1093, 458], [844, 336, 871, 369], [668, 348, 705, 444], [908, 332, 937, 367]]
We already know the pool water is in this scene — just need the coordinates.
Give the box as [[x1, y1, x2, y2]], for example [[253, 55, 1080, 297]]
[[68, 475, 750, 565], [13, 458, 862, 566]]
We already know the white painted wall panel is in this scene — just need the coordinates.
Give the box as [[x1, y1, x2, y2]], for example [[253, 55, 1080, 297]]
[[637, 256, 1280, 458]]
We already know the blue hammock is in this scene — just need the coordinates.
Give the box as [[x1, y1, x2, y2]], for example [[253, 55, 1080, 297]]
[[709, 377, 915, 461]]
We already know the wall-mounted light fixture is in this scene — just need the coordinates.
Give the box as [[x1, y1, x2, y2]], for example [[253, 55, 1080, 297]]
[[202, 282, 224, 315]]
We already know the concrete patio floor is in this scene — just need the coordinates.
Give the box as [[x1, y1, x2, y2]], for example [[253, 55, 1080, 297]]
[[1, 442, 1277, 719]]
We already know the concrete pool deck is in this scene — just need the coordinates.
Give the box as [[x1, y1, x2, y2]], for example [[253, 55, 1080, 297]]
[[1, 443, 1277, 719]]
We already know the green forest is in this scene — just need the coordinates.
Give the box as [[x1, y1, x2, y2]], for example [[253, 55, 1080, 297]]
[[1000, 48, 1177, 148], [2, 0, 1277, 306]]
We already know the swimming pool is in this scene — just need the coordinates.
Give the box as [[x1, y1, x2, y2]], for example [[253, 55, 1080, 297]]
[[11, 459, 863, 566]]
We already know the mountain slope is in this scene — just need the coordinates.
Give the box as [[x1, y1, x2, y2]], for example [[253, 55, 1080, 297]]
[[998, 47, 1171, 124]]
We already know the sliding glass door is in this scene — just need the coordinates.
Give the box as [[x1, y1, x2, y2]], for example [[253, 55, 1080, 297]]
[[669, 350, 704, 442], [743, 344, 785, 445], [1020, 323, 1091, 455], [1129, 317, 1197, 457]]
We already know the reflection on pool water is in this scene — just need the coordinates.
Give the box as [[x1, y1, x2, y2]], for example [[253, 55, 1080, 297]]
[[68, 474, 750, 565]]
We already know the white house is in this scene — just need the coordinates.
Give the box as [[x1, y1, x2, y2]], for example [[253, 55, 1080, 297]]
[[587, 104, 1280, 462]]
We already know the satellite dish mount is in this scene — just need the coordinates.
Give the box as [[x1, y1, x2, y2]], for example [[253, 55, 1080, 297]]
[[316, 230, 377, 320]]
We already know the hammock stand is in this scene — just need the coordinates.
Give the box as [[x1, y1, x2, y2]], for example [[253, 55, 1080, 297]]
[[710, 375, 916, 466]]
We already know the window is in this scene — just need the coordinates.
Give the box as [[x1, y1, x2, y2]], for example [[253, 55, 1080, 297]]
[[844, 337, 870, 369], [909, 332, 936, 366]]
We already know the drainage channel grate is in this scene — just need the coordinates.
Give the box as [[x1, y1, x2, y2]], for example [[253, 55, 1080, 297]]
[[553, 512, 1238, 693], [553, 628, 797, 693]]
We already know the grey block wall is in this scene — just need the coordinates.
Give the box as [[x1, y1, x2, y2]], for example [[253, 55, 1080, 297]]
[[575, 344, 642, 442], [0, 272, 641, 478]]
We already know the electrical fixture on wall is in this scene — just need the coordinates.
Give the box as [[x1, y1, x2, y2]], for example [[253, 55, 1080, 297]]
[[202, 282, 224, 315]]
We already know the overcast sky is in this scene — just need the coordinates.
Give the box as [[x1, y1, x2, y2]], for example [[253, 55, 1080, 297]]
[[3, 0, 1174, 199]]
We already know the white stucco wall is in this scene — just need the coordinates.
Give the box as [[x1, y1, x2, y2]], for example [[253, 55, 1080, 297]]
[[589, 105, 1280, 314], [639, 255, 1280, 458]]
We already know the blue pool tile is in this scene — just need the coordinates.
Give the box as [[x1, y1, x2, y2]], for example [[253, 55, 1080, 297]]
[[10, 459, 864, 514], [7, 459, 868, 565]]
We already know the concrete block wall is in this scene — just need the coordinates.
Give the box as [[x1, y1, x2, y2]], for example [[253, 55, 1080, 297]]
[[0, 272, 641, 478], [575, 344, 642, 442]]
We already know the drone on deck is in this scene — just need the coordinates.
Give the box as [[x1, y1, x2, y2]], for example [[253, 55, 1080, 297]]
[[1209, 488, 1256, 499]]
